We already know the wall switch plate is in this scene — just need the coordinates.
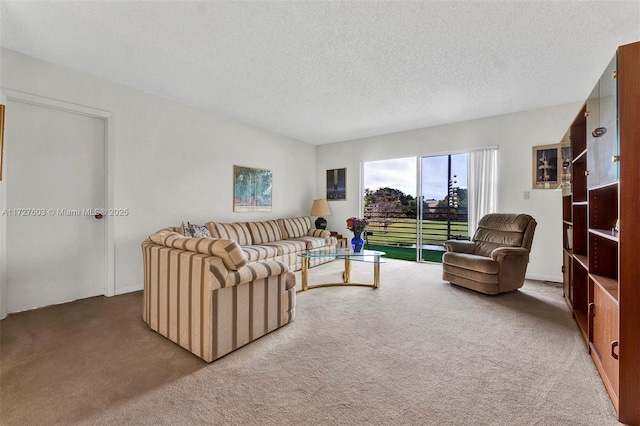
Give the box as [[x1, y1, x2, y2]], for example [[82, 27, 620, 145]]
[[523, 191, 530, 200]]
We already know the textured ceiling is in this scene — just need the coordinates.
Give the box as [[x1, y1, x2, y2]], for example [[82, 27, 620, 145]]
[[1, 1, 639, 144]]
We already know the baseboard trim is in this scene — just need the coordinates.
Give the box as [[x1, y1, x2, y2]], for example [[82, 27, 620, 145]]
[[526, 274, 562, 284], [114, 277, 560, 295], [114, 284, 143, 296]]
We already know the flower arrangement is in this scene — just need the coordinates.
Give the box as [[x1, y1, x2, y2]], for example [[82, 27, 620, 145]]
[[346, 217, 369, 235]]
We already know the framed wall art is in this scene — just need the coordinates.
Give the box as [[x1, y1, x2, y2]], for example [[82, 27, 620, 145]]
[[326, 168, 346, 200], [532, 144, 560, 189], [560, 143, 572, 188], [233, 165, 272, 212]]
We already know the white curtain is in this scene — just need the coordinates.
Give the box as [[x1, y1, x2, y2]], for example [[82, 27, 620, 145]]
[[468, 147, 498, 237]]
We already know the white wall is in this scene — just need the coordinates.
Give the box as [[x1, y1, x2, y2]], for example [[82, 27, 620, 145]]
[[0, 47, 584, 318], [0, 48, 316, 315], [317, 103, 582, 282]]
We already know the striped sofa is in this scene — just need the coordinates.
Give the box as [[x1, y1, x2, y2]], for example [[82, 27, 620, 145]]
[[205, 216, 338, 271], [142, 216, 336, 362]]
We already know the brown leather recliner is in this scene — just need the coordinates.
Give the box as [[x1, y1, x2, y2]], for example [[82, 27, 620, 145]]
[[442, 213, 537, 295]]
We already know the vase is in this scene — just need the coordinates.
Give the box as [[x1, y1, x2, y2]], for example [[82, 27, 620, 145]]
[[351, 233, 364, 252]]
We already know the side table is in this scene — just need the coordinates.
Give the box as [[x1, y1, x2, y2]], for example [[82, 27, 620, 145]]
[[330, 231, 348, 248]]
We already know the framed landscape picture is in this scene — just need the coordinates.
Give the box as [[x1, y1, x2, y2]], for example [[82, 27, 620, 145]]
[[233, 165, 272, 212], [532, 144, 560, 189], [326, 168, 346, 200]]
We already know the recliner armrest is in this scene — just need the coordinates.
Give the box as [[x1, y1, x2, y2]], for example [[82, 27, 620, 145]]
[[490, 247, 529, 263], [444, 240, 476, 253]]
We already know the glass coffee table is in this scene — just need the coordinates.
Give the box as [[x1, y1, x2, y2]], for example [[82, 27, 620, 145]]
[[297, 247, 386, 291]]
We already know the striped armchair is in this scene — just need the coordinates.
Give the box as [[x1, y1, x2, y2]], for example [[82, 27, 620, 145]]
[[142, 231, 296, 362]]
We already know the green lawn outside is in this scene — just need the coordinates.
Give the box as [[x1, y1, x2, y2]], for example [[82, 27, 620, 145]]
[[366, 244, 444, 263], [361, 218, 466, 263]]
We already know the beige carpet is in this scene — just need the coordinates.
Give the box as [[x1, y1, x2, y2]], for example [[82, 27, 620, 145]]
[[0, 260, 618, 425]]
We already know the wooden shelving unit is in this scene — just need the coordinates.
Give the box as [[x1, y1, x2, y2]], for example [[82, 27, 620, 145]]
[[561, 41, 640, 425]]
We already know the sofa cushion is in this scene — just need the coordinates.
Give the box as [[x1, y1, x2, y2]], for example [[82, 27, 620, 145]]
[[248, 220, 283, 244], [278, 216, 311, 239], [206, 221, 252, 246], [180, 222, 212, 238], [290, 236, 327, 250], [149, 231, 247, 270], [241, 245, 280, 262], [178, 222, 189, 236], [263, 239, 307, 255], [158, 226, 180, 234]]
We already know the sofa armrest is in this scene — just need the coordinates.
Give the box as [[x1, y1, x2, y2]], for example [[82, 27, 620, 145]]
[[223, 260, 290, 288], [307, 229, 331, 238], [444, 240, 476, 253], [490, 247, 529, 263], [149, 230, 247, 270]]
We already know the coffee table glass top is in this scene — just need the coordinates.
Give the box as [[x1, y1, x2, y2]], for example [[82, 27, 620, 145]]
[[298, 247, 386, 262]]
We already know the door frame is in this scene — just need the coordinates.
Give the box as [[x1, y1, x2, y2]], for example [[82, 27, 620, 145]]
[[0, 89, 115, 318]]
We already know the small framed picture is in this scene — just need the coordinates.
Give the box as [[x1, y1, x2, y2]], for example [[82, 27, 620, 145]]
[[532, 144, 560, 189], [326, 168, 346, 200], [560, 143, 572, 188]]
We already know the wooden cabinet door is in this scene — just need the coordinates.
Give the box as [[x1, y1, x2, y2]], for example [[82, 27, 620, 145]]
[[592, 281, 619, 399], [587, 54, 619, 188]]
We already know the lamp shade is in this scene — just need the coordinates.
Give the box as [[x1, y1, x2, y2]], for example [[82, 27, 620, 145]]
[[310, 199, 332, 216], [310, 199, 331, 230]]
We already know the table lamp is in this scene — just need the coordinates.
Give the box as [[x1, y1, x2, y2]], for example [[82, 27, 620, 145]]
[[310, 199, 331, 230]]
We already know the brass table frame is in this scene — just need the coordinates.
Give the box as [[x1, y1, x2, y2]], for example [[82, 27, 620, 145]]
[[298, 248, 386, 291]]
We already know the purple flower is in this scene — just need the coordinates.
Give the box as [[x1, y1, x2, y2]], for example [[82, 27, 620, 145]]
[[346, 217, 369, 234]]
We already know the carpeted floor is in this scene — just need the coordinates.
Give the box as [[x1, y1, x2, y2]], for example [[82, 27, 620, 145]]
[[0, 260, 618, 425]]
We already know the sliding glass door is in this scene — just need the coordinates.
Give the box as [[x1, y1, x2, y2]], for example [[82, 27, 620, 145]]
[[418, 154, 468, 262], [363, 157, 417, 260], [363, 153, 468, 262]]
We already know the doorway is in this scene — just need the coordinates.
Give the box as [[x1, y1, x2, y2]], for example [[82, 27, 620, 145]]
[[363, 153, 469, 262], [5, 100, 107, 312], [418, 153, 468, 262]]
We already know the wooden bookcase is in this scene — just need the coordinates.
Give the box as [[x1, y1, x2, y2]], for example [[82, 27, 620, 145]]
[[561, 41, 640, 425]]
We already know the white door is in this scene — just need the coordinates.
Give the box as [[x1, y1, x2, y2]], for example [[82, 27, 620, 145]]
[[6, 100, 106, 312]]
